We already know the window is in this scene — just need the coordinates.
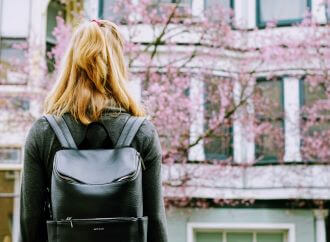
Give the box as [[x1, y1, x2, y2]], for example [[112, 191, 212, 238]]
[[0, 0, 31, 85], [255, 78, 284, 162], [204, 0, 233, 10], [203, 77, 233, 161], [326, 1, 330, 22], [99, 0, 132, 24], [0, 148, 21, 165], [195, 231, 286, 242], [0, 171, 15, 242], [0, 38, 28, 85], [153, 0, 192, 18], [0, 95, 30, 112], [46, 0, 66, 72], [256, 0, 311, 28], [155, 0, 192, 9], [300, 78, 330, 161]]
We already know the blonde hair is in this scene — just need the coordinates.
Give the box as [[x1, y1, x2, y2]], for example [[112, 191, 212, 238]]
[[44, 19, 145, 125]]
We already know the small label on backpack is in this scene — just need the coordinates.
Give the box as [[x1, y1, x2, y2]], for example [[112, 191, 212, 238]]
[[93, 227, 105, 231]]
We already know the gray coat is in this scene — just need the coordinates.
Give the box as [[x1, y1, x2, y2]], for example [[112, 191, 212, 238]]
[[19, 107, 168, 242]]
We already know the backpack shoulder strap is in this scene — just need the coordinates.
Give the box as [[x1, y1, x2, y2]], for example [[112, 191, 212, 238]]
[[115, 116, 146, 148], [44, 114, 78, 149]]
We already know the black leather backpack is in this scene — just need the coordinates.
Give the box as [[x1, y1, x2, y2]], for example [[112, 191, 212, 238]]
[[44, 114, 147, 242]]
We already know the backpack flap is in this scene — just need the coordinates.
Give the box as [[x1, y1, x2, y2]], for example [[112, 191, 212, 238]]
[[54, 148, 140, 184]]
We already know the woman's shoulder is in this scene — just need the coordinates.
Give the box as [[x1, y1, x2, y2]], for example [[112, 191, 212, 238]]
[[133, 116, 162, 160], [24, 115, 55, 160], [137, 117, 158, 141], [26, 115, 52, 138]]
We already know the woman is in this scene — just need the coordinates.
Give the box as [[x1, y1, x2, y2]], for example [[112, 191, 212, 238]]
[[19, 19, 168, 242]]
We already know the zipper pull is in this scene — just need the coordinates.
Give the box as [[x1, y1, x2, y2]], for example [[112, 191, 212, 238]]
[[141, 158, 146, 171], [137, 153, 146, 171], [66, 217, 73, 228]]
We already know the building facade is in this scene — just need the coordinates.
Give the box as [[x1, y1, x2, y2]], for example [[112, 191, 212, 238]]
[[0, 1, 329, 242]]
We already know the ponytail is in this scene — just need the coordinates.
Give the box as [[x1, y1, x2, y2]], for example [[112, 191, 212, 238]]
[[44, 20, 145, 125]]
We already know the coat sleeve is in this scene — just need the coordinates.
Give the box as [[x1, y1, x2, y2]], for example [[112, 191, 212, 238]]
[[141, 120, 169, 242], [19, 119, 48, 242]]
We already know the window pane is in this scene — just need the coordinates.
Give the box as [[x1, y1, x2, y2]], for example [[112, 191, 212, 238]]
[[326, 2, 330, 22], [0, 39, 26, 63], [101, 0, 131, 23], [205, 0, 230, 9], [302, 81, 330, 135], [46, 0, 66, 44], [227, 232, 253, 242], [259, 0, 308, 23], [303, 83, 327, 106], [100, 0, 116, 19], [0, 0, 30, 37], [196, 231, 223, 242], [256, 80, 283, 116], [257, 233, 284, 242], [204, 124, 232, 160], [0, 171, 15, 242], [0, 148, 21, 164], [0, 38, 28, 85], [204, 78, 233, 160], [255, 79, 284, 161]]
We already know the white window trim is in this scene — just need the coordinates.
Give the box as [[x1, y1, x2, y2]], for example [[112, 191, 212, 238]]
[[187, 222, 295, 242], [233, 78, 255, 163], [192, 0, 204, 16], [188, 77, 205, 161], [0, 164, 22, 171], [283, 77, 302, 162], [234, 0, 256, 29]]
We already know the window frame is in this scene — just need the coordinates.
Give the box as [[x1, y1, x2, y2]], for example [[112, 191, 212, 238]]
[[255, 77, 285, 163], [187, 222, 294, 242], [202, 76, 234, 161], [256, 0, 312, 28], [98, 0, 133, 23], [99, 0, 195, 21], [299, 77, 330, 162], [0, 37, 29, 85]]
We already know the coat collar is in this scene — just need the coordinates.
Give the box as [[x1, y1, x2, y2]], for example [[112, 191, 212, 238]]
[[61, 107, 130, 147]]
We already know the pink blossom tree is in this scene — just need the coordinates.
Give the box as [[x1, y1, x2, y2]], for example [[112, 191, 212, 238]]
[[2, 0, 329, 208]]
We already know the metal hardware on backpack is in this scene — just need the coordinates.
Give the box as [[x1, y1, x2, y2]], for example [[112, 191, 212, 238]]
[[44, 114, 147, 242]]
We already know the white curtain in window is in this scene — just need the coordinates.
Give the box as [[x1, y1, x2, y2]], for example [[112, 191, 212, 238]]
[[260, 0, 307, 22], [0, 0, 30, 38]]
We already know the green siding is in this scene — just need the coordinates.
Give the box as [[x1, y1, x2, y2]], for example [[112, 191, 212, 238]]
[[166, 208, 315, 242]]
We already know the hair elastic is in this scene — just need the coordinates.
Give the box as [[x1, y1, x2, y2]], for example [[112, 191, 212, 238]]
[[91, 19, 101, 26]]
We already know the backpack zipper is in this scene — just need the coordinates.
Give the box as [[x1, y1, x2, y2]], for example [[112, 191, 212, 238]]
[[64, 217, 73, 228], [61, 216, 139, 228], [114, 154, 143, 181]]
